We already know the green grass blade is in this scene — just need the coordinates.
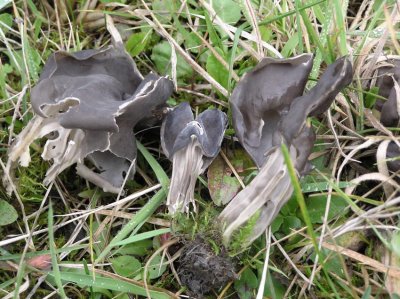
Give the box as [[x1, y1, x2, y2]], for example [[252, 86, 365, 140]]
[[48, 202, 67, 298], [333, 0, 349, 56], [54, 272, 177, 299], [227, 23, 245, 94], [294, 0, 304, 53], [0, 278, 16, 295], [281, 144, 319, 255], [0, 244, 88, 261], [114, 228, 171, 246], [94, 189, 166, 263], [259, 0, 327, 26], [137, 141, 169, 190]]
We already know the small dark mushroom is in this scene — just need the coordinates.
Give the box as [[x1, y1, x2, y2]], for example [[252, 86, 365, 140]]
[[365, 57, 400, 176], [219, 55, 353, 244], [387, 141, 400, 174], [161, 102, 227, 214], [4, 45, 173, 193], [370, 57, 400, 127]]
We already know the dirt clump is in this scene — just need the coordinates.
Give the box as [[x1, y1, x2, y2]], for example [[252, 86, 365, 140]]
[[177, 237, 236, 297]]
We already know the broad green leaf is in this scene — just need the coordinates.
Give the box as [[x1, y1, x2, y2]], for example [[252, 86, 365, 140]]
[[92, 288, 112, 298], [125, 31, 152, 57], [208, 148, 255, 205], [0, 199, 18, 226], [147, 254, 167, 279], [206, 48, 229, 89], [263, 271, 286, 298], [310, 248, 345, 278], [212, 0, 242, 24], [152, 0, 175, 23], [280, 196, 298, 216], [184, 32, 202, 54], [207, 155, 241, 206], [111, 255, 141, 278], [172, 15, 202, 54], [304, 195, 347, 224], [117, 239, 153, 257], [112, 293, 130, 299], [271, 215, 284, 233], [259, 26, 273, 42], [281, 216, 302, 235], [0, 13, 12, 34], [234, 268, 258, 299], [151, 41, 193, 80]]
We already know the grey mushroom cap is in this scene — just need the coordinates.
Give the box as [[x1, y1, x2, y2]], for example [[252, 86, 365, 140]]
[[231, 54, 353, 174], [376, 59, 400, 127], [30, 45, 174, 191], [160, 102, 228, 214], [279, 56, 353, 142], [372, 58, 400, 127], [231, 53, 314, 170], [161, 102, 228, 160]]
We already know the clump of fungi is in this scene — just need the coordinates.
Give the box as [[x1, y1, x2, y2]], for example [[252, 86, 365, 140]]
[[3, 34, 353, 297], [3, 43, 173, 194], [161, 55, 352, 295]]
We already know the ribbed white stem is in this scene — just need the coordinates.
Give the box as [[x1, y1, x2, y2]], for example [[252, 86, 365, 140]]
[[167, 137, 204, 214], [219, 147, 294, 245]]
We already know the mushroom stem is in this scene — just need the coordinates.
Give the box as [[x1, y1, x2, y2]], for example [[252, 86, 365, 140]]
[[76, 163, 122, 194], [43, 130, 84, 185], [167, 137, 205, 215], [219, 147, 295, 246]]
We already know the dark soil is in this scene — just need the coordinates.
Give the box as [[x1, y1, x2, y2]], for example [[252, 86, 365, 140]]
[[177, 237, 237, 297]]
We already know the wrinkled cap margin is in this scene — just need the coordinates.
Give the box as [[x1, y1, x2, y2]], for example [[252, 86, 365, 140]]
[[161, 102, 228, 160], [279, 56, 353, 142], [27, 45, 174, 192], [230, 53, 314, 170], [231, 54, 353, 174]]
